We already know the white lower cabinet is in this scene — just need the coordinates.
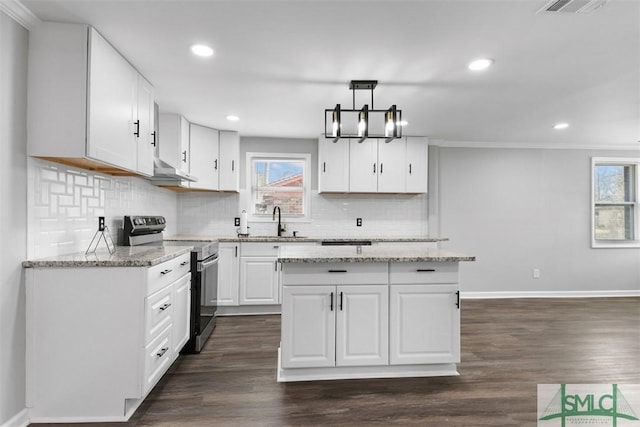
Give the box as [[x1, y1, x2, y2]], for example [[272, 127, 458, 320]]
[[240, 256, 280, 305], [217, 242, 240, 306], [25, 252, 191, 422]]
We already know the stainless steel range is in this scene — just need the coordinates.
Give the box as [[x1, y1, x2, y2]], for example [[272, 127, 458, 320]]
[[123, 215, 218, 353]]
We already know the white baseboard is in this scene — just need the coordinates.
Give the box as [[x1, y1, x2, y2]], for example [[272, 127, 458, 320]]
[[1, 409, 29, 427], [461, 290, 640, 299]]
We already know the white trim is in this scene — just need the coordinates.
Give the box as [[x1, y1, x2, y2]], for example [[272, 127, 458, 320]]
[[0, 0, 41, 30], [461, 290, 640, 299], [429, 140, 640, 151], [0, 409, 29, 427]]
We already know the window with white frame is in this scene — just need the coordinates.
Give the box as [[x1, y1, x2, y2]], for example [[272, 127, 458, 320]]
[[591, 157, 640, 248], [247, 152, 310, 221]]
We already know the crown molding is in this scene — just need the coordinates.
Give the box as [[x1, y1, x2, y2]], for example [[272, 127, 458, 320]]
[[429, 139, 640, 151], [1, 0, 41, 30]]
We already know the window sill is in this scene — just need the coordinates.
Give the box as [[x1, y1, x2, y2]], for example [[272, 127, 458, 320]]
[[591, 240, 640, 249]]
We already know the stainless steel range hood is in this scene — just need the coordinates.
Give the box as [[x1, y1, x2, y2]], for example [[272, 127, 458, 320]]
[[149, 158, 198, 184]]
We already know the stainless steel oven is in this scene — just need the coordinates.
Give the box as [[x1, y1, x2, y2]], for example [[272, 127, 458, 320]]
[[194, 249, 218, 352]]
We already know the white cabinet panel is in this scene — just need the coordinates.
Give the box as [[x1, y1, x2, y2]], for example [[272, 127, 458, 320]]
[[87, 28, 137, 171], [136, 75, 155, 176], [239, 257, 279, 305], [319, 137, 350, 192], [377, 139, 406, 193], [405, 137, 428, 193], [219, 131, 240, 191], [389, 284, 460, 365], [336, 285, 389, 366], [217, 243, 239, 306], [172, 273, 191, 353], [281, 285, 336, 368], [349, 139, 378, 192], [189, 123, 219, 190]]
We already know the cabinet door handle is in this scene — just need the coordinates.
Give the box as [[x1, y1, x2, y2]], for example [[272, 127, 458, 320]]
[[182, 150, 187, 163], [330, 292, 334, 311], [456, 291, 460, 309], [339, 291, 344, 311], [214, 159, 218, 170], [328, 269, 347, 273], [380, 163, 383, 174], [160, 269, 173, 275], [323, 162, 326, 173], [151, 131, 156, 147], [274, 262, 278, 272], [235, 246, 238, 257], [133, 120, 140, 137], [159, 303, 171, 311], [232, 160, 235, 172], [409, 163, 412, 174], [373, 163, 376, 174], [416, 269, 436, 272], [156, 347, 169, 358]]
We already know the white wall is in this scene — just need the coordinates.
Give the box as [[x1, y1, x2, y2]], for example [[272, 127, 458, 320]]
[[177, 136, 430, 238], [0, 10, 28, 426], [432, 146, 640, 295]]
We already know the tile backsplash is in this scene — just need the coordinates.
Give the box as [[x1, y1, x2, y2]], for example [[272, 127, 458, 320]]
[[177, 190, 429, 238], [27, 158, 177, 258]]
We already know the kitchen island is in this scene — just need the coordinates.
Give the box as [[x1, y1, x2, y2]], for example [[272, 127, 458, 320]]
[[277, 245, 475, 382]]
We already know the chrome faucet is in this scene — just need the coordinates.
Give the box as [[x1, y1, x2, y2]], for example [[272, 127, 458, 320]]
[[272, 206, 284, 237]]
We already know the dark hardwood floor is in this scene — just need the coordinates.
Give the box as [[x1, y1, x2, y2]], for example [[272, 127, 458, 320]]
[[33, 298, 639, 427]]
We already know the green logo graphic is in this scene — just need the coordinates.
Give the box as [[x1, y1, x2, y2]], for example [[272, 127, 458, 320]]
[[539, 384, 639, 427]]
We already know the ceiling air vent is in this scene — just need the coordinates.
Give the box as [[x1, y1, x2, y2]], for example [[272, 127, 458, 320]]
[[538, 0, 610, 14]]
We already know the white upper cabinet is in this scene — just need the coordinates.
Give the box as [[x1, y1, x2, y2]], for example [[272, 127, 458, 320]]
[[27, 23, 155, 176], [158, 114, 190, 173], [320, 136, 428, 194], [218, 131, 240, 192], [405, 137, 429, 193], [318, 137, 350, 192], [189, 123, 219, 190]]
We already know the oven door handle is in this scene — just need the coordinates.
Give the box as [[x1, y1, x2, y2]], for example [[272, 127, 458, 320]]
[[197, 256, 219, 272]]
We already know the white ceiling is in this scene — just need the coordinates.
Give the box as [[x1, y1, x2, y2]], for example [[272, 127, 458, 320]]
[[20, 0, 640, 147]]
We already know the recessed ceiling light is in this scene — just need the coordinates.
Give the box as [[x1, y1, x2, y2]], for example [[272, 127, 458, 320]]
[[190, 44, 214, 57], [553, 122, 569, 130], [468, 58, 494, 71], [226, 115, 240, 122]]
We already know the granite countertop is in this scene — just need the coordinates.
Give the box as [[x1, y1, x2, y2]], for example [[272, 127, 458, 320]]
[[277, 245, 476, 263], [22, 245, 193, 268], [215, 236, 448, 243]]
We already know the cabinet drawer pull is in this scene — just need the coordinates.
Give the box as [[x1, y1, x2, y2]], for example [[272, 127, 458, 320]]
[[133, 119, 140, 137], [416, 269, 436, 272], [273, 245, 280, 249], [180, 261, 189, 267], [156, 347, 169, 358], [330, 292, 334, 311], [328, 269, 347, 273], [160, 269, 173, 275], [159, 303, 171, 312]]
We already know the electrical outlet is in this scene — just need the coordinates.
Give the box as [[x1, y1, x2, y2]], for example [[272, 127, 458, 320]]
[[532, 268, 540, 279], [356, 218, 362, 227], [234, 217, 240, 226]]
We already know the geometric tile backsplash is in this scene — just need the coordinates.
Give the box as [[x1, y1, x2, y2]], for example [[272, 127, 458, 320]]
[[28, 158, 429, 258]]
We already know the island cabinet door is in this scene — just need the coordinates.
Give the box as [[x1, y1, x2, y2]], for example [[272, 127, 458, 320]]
[[281, 286, 336, 368], [336, 285, 389, 367], [389, 284, 460, 365]]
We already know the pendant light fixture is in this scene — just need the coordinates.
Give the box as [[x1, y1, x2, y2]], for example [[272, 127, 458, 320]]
[[324, 80, 403, 143]]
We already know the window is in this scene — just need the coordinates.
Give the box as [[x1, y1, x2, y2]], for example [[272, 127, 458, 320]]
[[591, 157, 640, 248], [247, 152, 310, 221]]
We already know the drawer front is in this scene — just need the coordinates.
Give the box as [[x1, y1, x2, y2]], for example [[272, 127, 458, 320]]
[[147, 252, 191, 295], [389, 262, 459, 284], [241, 242, 281, 257], [281, 262, 388, 285], [143, 325, 173, 394], [145, 283, 173, 343]]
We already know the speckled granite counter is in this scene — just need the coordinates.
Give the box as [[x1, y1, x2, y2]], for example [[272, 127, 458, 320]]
[[278, 245, 475, 263], [22, 245, 193, 268], [168, 235, 448, 243]]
